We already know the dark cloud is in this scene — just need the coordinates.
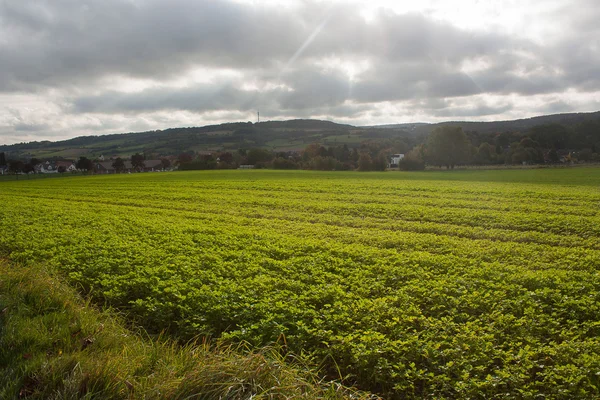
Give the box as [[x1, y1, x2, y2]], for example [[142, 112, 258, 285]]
[[537, 100, 574, 115], [430, 103, 513, 118], [0, 0, 304, 90], [0, 0, 599, 144], [0, 0, 573, 97], [72, 82, 267, 114], [71, 68, 354, 115]]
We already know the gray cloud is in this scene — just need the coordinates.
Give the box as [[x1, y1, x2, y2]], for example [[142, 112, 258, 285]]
[[0, 0, 599, 144], [0, 0, 567, 96], [72, 82, 266, 114], [14, 123, 50, 132]]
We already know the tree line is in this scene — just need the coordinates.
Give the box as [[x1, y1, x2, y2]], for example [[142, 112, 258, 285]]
[[3, 118, 599, 174]]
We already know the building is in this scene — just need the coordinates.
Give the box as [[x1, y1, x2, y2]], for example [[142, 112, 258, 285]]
[[56, 161, 77, 172], [35, 160, 76, 173], [389, 154, 405, 167]]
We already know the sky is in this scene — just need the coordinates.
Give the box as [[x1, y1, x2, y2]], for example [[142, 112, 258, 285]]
[[1, 0, 599, 145]]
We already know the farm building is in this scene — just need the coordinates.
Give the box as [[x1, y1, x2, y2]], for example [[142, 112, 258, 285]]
[[389, 153, 405, 167]]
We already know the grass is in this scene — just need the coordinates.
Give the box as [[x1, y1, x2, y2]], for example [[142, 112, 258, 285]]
[[0, 260, 375, 399]]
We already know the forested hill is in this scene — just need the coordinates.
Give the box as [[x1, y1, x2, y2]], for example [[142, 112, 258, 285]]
[[1, 112, 599, 159], [412, 111, 600, 136]]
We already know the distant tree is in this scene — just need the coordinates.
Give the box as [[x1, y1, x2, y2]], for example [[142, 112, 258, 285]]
[[571, 120, 600, 149], [131, 153, 145, 172], [350, 148, 360, 164], [8, 159, 24, 174], [179, 156, 217, 170], [0, 152, 6, 166], [474, 142, 495, 164], [577, 148, 594, 162], [302, 143, 322, 161], [177, 153, 194, 165], [272, 157, 298, 169], [246, 148, 273, 165], [58, 165, 67, 173], [398, 147, 426, 171], [160, 158, 171, 170], [22, 162, 35, 174], [30, 158, 41, 167], [511, 149, 530, 164], [76, 157, 94, 172], [218, 152, 234, 164], [112, 157, 126, 173], [529, 124, 570, 149], [357, 153, 373, 171], [510, 138, 544, 164], [494, 131, 520, 149], [547, 149, 560, 163], [309, 156, 336, 170], [425, 126, 471, 169], [372, 154, 387, 171], [333, 144, 351, 162]]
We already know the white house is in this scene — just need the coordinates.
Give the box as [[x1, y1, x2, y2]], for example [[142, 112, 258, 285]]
[[39, 161, 57, 173], [390, 154, 405, 166], [35, 160, 76, 173]]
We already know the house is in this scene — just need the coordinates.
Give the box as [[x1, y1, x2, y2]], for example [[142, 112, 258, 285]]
[[38, 161, 57, 173], [95, 161, 132, 174], [35, 160, 76, 173], [55, 161, 76, 172], [389, 154, 405, 167], [142, 159, 163, 172]]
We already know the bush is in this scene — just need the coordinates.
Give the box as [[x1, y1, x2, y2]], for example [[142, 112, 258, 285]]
[[271, 157, 299, 170], [398, 156, 425, 171]]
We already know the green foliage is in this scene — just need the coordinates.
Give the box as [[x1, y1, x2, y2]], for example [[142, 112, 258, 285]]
[[112, 157, 126, 173], [272, 157, 299, 169], [398, 150, 425, 171], [8, 159, 24, 174], [425, 126, 471, 168], [529, 124, 571, 149], [1, 169, 600, 398], [178, 155, 217, 170], [0, 260, 370, 399], [357, 153, 372, 171], [76, 156, 94, 172], [246, 148, 274, 165], [131, 153, 145, 171]]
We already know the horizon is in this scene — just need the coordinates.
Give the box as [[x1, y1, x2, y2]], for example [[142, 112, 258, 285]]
[[2, 110, 598, 148]]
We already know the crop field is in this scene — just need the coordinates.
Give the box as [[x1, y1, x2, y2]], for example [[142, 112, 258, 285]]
[[1, 168, 600, 399]]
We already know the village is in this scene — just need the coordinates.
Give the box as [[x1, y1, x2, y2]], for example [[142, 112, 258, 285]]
[[0, 154, 177, 175]]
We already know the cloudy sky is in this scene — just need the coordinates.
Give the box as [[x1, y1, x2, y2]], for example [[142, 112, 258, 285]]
[[1, 0, 599, 145]]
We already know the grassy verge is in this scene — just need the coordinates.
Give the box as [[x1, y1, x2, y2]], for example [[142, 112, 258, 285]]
[[0, 260, 375, 399]]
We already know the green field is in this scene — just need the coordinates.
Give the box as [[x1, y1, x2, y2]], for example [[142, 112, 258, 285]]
[[1, 168, 600, 398]]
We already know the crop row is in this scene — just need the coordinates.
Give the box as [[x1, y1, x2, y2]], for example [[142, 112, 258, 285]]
[[1, 170, 600, 398]]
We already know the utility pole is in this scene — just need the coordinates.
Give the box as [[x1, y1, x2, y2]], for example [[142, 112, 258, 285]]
[[257, 110, 260, 123]]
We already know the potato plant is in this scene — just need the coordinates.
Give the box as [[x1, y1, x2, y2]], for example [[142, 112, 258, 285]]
[[1, 169, 600, 399]]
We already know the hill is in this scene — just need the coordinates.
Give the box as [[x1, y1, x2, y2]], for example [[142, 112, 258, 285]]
[[1, 112, 599, 160], [376, 111, 600, 136], [0, 119, 374, 159]]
